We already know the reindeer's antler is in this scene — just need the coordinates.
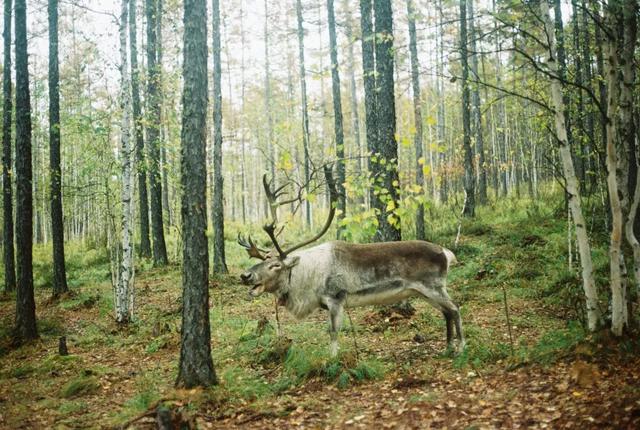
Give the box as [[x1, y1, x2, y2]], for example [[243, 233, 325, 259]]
[[245, 165, 337, 260], [279, 165, 337, 257], [237, 233, 269, 260]]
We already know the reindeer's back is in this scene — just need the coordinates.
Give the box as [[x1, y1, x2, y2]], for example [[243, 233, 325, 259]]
[[330, 240, 450, 282]]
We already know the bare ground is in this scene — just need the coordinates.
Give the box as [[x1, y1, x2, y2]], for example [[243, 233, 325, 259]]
[[0, 260, 639, 429]]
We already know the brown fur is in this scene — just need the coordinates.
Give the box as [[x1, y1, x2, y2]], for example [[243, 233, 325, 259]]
[[332, 240, 448, 281]]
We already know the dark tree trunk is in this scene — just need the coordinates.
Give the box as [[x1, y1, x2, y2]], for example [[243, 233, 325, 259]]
[[620, 0, 638, 209], [146, 0, 168, 266], [2, 0, 15, 293], [327, 0, 346, 238], [554, 0, 583, 188], [406, 0, 425, 240], [580, 0, 596, 192], [157, 0, 171, 228], [468, 0, 487, 205], [460, 0, 475, 217], [374, 0, 401, 241], [211, 0, 227, 273], [49, 0, 68, 297], [360, 0, 380, 228], [176, 0, 217, 389], [130, 0, 151, 258], [594, 1, 608, 178], [14, 0, 37, 342], [296, 0, 312, 228], [343, 0, 362, 175]]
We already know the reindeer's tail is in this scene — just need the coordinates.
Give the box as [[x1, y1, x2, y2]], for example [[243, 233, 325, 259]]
[[443, 248, 458, 270]]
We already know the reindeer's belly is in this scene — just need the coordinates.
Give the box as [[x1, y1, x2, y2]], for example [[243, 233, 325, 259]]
[[344, 280, 420, 308]]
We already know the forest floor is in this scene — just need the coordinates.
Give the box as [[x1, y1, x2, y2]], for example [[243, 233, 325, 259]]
[[1, 199, 640, 429]]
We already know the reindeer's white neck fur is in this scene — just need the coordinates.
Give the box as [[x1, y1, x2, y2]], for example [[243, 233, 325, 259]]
[[278, 242, 334, 319]]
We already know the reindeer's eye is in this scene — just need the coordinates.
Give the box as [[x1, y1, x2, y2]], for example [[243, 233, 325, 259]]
[[268, 263, 281, 270]]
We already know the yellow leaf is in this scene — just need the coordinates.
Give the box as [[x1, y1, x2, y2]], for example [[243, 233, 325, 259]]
[[418, 157, 426, 166], [426, 115, 437, 126], [386, 200, 396, 212], [422, 166, 431, 175], [387, 214, 398, 226]]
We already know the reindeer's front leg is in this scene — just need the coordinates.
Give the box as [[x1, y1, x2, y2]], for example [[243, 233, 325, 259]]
[[328, 302, 344, 357], [321, 282, 346, 357]]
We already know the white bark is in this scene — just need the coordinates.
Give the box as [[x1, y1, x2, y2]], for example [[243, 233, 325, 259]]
[[620, 0, 640, 321], [116, 0, 135, 324], [603, 7, 627, 336], [540, 0, 601, 331]]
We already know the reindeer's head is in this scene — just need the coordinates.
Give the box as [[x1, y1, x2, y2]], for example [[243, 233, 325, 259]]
[[238, 166, 337, 298], [239, 254, 300, 297]]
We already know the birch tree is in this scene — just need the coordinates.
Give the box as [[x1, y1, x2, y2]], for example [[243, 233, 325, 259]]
[[540, 0, 600, 331], [116, 0, 135, 324]]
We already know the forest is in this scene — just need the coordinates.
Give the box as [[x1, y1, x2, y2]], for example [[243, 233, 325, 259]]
[[0, 0, 639, 427]]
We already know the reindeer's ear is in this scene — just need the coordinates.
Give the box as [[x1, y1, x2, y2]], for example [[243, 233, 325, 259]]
[[283, 255, 300, 268]]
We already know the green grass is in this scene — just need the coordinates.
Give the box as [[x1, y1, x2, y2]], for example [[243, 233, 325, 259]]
[[60, 375, 100, 398], [3, 185, 629, 427]]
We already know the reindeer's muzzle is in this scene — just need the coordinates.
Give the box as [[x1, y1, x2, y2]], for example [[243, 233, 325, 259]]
[[240, 272, 253, 284], [240, 272, 265, 297]]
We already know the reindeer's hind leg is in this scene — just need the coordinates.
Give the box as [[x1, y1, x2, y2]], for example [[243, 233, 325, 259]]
[[412, 282, 465, 353]]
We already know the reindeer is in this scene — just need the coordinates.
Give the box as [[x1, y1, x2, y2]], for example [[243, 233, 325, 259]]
[[238, 166, 465, 356]]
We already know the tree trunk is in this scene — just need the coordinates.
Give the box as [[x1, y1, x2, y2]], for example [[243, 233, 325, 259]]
[[603, 25, 625, 337], [459, 0, 475, 217], [540, 0, 600, 332], [130, 0, 151, 258], [263, 0, 275, 186], [620, 0, 640, 313], [437, 0, 448, 204], [468, 0, 486, 205], [176, 0, 217, 389], [360, 0, 380, 229], [580, 0, 596, 192], [374, 0, 401, 241], [2, 0, 15, 293], [406, 0, 425, 239], [327, 0, 346, 239], [14, 0, 37, 342], [296, 0, 312, 228], [211, 0, 227, 273], [343, 0, 362, 176], [554, 0, 583, 189], [116, 0, 135, 324], [49, 0, 68, 297], [146, 0, 168, 266], [240, 0, 247, 224], [157, 0, 171, 228]]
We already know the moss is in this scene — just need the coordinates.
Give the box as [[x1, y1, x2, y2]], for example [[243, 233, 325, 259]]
[[60, 376, 100, 398]]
